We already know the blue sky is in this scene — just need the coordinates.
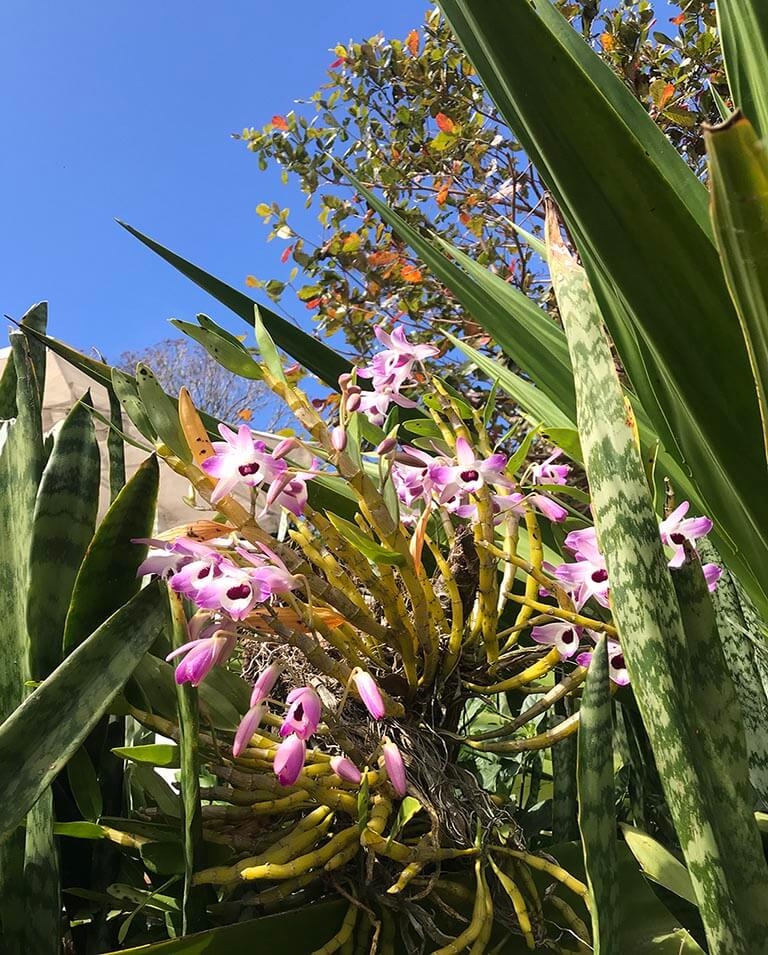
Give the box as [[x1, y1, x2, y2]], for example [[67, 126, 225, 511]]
[[0, 1, 422, 361]]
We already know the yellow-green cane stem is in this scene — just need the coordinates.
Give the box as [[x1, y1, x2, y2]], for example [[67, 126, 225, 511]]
[[491, 847, 588, 897], [311, 903, 358, 955], [505, 594, 618, 638], [465, 646, 561, 693], [465, 710, 580, 753], [488, 856, 535, 950], [546, 895, 592, 954], [240, 825, 359, 880]]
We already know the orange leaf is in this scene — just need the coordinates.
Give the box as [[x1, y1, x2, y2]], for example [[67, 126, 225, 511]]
[[670, 12, 685, 25], [409, 502, 432, 572], [400, 264, 423, 283], [406, 29, 419, 56], [237, 408, 253, 421], [368, 250, 398, 268], [305, 297, 322, 309], [599, 32, 616, 51], [272, 115, 289, 131], [436, 179, 451, 206], [245, 275, 259, 288], [658, 82, 675, 110], [435, 112, 455, 134]]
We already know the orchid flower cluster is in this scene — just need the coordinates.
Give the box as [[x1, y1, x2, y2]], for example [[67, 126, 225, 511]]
[[229, 663, 406, 794], [531, 502, 721, 685]]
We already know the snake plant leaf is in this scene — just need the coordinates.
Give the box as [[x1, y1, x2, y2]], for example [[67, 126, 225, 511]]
[[706, 112, 768, 460], [716, 0, 768, 138], [577, 635, 619, 952], [547, 207, 768, 953], [63, 455, 159, 653], [117, 220, 351, 388], [620, 824, 697, 908], [23, 789, 59, 955], [0, 302, 47, 418], [0, 582, 169, 839], [170, 318, 264, 380], [0, 335, 44, 949], [106, 378, 127, 501], [699, 537, 768, 804], [438, 0, 768, 621], [27, 396, 100, 679], [136, 364, 191, 462]]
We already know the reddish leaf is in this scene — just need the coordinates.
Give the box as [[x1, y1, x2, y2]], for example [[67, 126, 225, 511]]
[[237, 408, 253, 421], [329, 56, 346, 68], [599, 32, 616, 51], [272, 115, 289, 131], [436, 179, 452, 206], [401, 264, 423, 283], [281, 244, 294, 265], [670, 12, 685, 25], [245, 275, 259, 288], [406, 29, 419, 56], [435, 112, 456, 134], [658, 83, 675, 110], [305, 297, 322, 309]]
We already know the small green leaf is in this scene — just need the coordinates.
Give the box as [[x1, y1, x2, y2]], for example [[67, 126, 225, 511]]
[[136, 364, 191, 461], [326, 514, 405, 566], [170, 319, 264, 381], [53, 821, 106, 840], [620, 823, 697, 907], [111, 369, 157, 443], [66, 746, 103, 821], [111, 744, 181, 768], [252, 305, 287, 384]]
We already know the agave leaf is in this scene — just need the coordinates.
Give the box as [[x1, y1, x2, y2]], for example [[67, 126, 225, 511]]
[[438, 0, 768, 619], [63, 456, 159, 653], [0, 582, 169, 839], [577, 636, 620, 951], [117, 220, 351, 387], [716, 0, 768, 138], [547, 207, 768, 953], [27, 396, 100, 679], [706, 112, 768, 460]]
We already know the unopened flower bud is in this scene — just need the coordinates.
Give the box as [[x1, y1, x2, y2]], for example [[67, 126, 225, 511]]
[[330, 755, 362, 784], [331, 426, 347, 452], [338, 372, 353, 389], [345, 392, 361, 413], [381, 739, 407, 797], [353, 670, 386, 719], [376, 435, 398, 455], [272, 437, 300, 460]]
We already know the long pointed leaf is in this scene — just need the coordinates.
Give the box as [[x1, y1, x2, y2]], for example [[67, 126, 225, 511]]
[[577, 635, 619, 952], [438, 0, 768, 618], [0, 582, 170, 839], [706, 112, 768, 459], [117, 220, 351, 388], [716, 0, 768, 138], [547, 209, 768, 953]]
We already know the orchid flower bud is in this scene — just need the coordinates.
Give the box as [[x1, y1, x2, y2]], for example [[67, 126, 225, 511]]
[[345, 391, 362, 413], [331, 426, 348, 452], [382, 739, 407, 797], [250, 662, 282, 706], [274, 734, 306, 786], [376, 434, 398, 455], [352, 670, 386, 720], [232, 702, 265, 757], [272, 436, 300, 460], [330, 755, 362, 784]]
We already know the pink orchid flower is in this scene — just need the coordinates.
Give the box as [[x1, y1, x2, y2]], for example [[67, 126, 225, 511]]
[[201, 424, 285, 504], [166, 617, 238, 687], [577, 639, 629, 686], [530, 620, 583, 659], [430, 437, 510, 501], [232, 702, 265, 758], [659, 502, 714, 568], [280, 686, 322, 740], [274, 734, 306, 786], [530, 449, 571, 486]]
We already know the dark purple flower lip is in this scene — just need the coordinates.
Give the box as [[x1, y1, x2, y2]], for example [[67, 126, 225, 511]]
[[227, 584, 251, 601], [238, 462, 261, 476], [460, 469, 479, 483], [670, 533, 685, 545], [591, 568, 609, 583]]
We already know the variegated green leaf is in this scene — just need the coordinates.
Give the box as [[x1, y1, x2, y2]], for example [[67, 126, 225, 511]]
[[577, 635, 619, 952], [547, 208, 768, 953]]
